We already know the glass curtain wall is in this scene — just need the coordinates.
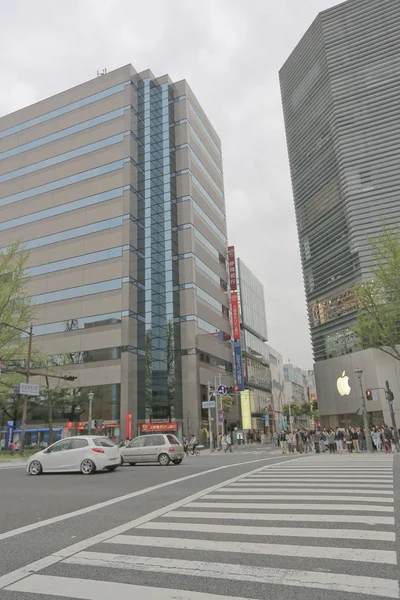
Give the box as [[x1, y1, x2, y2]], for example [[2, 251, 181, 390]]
[[136, 78, 182, 422]]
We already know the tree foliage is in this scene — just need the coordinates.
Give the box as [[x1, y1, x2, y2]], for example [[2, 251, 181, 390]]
[[222, 394, 233, 413], [353, 224, 400, 361], [0, 242, 33, 364]]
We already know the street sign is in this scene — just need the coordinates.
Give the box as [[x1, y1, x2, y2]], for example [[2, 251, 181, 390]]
[[218, 417, 223, 423], [218, 385, 227, 395], [217, 409, 223, 415], [20, 383, 40, 396], [202, 400, 216, 409]]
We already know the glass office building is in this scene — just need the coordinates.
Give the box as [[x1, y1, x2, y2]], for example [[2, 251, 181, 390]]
[[237, 259, 272, 431], [0, 65, 233, 441], [279, 0, 400, 362]]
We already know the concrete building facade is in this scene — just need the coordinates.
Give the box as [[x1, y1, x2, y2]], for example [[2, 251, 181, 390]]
[[0, 64, 233, 441]]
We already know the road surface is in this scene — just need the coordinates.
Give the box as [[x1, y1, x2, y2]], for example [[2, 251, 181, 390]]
[[0, 449, 398, 599]]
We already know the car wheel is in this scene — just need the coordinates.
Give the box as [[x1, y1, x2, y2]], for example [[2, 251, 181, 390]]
[[158, 453, 170, 466], [80, 459, 96, 475], [173, 459, 182, 465], [106, 466, 118, 471], [28, 460, 42, 476]]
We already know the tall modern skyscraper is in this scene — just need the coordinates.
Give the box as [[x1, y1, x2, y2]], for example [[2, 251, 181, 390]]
[[0, 64, 233, 442], [280, 0, 400, 363]]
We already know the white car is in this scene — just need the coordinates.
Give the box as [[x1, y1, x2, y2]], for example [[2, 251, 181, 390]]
[[27, 436, 121, 475]]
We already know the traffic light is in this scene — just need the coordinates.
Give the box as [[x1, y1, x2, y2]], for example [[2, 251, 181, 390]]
[[226, 386, 240, 394], [366, 389, 372, 401]]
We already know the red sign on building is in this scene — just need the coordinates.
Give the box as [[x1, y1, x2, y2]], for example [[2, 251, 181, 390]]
[[227, 246, 237, 291], [139, 422, 178, 432], [126, 412, 132, 439], [231, 291, 240, 339]]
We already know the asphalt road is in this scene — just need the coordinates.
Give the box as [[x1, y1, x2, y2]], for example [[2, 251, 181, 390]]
[[0, 448, 398, 600]]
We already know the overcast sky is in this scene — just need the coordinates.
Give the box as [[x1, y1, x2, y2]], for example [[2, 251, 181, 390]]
[[0, 0, 344, 368]]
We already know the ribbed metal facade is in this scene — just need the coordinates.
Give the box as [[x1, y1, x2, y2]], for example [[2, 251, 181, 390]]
[[280, 0, 400, 362]]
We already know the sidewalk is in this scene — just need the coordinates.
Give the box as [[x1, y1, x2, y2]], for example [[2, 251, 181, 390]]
[[0, 456, 28, 466], [199, 443, 275, 456]]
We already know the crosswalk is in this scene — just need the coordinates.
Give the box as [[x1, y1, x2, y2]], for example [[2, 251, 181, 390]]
[[3, 454, 398, 599]]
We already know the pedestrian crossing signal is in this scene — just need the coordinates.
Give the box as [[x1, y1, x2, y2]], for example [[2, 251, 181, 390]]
[[366, 389, 372, 401]]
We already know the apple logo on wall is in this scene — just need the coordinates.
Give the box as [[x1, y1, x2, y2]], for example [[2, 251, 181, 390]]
[[337, 371, 351, 396]]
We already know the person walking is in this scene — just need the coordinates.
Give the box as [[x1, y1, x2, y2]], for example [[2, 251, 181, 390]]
[[358, 428, 367, 452], [345, 429, 353, 453], [382, 425, 392, 453], [372, 427, 381, 451], [314, 430, 321, 453], [327, 429, 336, 454], [280, 430, 288, 454], [288, 431, 295, 454], [319, 429, 326, 452], [189, 433, 199, 455], [224, 432, 233, 453], [335, 428, 344, 454], [351, 427, 360, 453]]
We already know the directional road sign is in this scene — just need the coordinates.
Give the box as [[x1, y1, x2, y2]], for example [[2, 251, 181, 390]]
[[202, 401, 216, 409], [218, 385, 227, 395], [13, 383, 40, 396]]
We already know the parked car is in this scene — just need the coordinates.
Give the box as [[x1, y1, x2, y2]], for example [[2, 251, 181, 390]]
[[120, 433, 184, 466], [26, 436, 121, 475]]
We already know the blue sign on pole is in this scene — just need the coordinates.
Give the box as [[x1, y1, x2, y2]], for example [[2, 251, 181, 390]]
[[5, 421, 13, 451], [233, 340, 244, 391]]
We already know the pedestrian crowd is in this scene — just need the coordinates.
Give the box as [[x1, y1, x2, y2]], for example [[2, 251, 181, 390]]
[[275, 424, 396, 454]]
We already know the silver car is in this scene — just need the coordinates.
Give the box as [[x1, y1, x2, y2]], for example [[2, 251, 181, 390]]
[[120, 433, 184, 466]]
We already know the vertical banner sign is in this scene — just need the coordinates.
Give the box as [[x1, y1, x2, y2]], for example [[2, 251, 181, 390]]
[[240, 390, 251, 430], [227, 246, 237, 291], [231, 291, 240, 339], [126, 412, 132, 439], [234, 339, 245, 391], [5, 421, 13, 451]]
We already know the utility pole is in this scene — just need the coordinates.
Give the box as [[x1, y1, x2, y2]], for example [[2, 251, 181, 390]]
[[385, 381, 399, 452], [19, 323, 33, 457]]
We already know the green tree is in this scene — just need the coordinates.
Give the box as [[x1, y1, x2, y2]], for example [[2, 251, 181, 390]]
[[282, 402, 302, 421], [222, 394, 233, 414], [353, 223, 400, 361], [300, 402, 311, 416], [0, 242, 33, 364]]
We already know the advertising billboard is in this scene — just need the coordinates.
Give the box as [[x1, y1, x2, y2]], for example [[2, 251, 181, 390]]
[[234, 339, 245, 391], [227, 246, 237, 290], [231, 291, 240, 339], [240, 390, 251, 430]]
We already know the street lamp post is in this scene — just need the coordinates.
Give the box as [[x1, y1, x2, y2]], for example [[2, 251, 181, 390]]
[[354, 367, 374, 453], [87, 391, 94, 434]]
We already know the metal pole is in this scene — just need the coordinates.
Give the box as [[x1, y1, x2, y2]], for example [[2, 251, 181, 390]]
[[208, 408, 213, 452], [88, 393, 93, 435], [385, 381, 400, 452], [19, 323, 33, 457], [357, 378, 373, 452], [288, 402, 292, 433]]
